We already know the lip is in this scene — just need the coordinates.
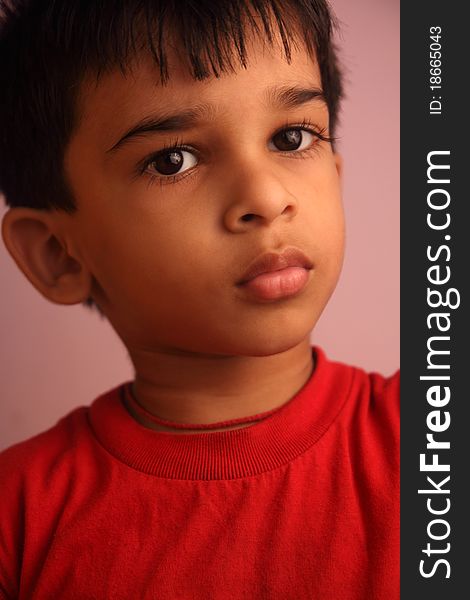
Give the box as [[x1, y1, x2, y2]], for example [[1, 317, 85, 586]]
[[237, 247, 313, 285], [235, 247, 313, 302]]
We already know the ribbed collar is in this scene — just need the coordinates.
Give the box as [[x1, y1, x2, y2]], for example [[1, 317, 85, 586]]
[[88, 347, 354, 480]]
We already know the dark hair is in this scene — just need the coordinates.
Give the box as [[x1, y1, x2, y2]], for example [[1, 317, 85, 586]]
[[0, 0, 343, 313]]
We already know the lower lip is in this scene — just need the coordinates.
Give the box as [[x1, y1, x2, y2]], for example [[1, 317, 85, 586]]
[[238, 266, 311, 301]]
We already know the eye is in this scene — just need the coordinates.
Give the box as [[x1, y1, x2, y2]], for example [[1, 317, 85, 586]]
[[146, 148, 198, 177], [269, 128, 315, 152]]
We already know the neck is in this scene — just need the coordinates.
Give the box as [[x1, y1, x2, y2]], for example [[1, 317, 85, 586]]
[[124, 337, 314, 433]]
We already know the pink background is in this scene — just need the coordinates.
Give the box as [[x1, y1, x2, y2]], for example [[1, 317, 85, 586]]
[[0, 0, 399, 450]]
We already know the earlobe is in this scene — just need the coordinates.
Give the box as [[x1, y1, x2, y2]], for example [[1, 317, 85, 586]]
[[1, 207, 92, 305]]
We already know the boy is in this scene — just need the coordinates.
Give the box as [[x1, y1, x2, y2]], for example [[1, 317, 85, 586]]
[[0, 0, 399, 598]]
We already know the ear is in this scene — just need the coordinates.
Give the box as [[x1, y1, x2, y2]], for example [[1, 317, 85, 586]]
[[333, 153, 343, 180], [1, 207, 92, 305]]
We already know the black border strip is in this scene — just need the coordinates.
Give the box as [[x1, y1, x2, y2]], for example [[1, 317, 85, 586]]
[[401, 2, 469, 597]]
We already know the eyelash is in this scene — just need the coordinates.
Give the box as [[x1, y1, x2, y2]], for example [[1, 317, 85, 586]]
[[277, 119, 334, 157], [137, 119, 335, 188]]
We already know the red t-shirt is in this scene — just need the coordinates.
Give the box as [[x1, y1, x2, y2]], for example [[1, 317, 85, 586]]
[[0, 348, 399, 599]]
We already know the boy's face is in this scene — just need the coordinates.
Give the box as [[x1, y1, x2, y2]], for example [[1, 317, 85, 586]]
[[62, 36, 345, 357]]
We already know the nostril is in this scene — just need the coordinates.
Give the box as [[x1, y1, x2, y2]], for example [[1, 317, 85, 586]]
[[241, 214, 256, 222], [282, 204, 295, 215]]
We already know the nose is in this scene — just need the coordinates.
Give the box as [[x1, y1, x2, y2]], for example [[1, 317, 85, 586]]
[[222, 162, 299, 233]]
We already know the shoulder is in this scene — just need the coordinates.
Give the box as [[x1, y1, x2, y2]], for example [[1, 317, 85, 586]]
[[353, 364, 400, 435], [0, 381, 128, 481], [0, 406, 83, 499], [316, 348, 400, 469], [0, 379, 127, 491], [0, 406, 89, 597], [349, 362, 400, 423], [10, 407, 91, 454], [320, 349, 400, 425], [317, 351, 400, 511], [0, 384, 126, 597], [0, 380, 131, 516]]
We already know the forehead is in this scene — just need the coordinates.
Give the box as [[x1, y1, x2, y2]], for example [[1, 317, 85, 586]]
[[76, 39, 324, 141]]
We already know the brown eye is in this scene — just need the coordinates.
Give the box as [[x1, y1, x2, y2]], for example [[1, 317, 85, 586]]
[[148, 149, 198, 176], [270, 128, 314, 152]]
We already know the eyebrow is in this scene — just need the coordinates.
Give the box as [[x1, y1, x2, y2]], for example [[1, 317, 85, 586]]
[[266, 85, 326, 111], [106, 85, 326, 154]]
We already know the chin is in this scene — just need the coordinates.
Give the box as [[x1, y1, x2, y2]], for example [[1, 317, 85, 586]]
[[213, 315, 317, 358], [239, 338, 309, 358]]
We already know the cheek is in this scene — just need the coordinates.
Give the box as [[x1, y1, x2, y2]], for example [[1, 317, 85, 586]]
[[321, 209, 345, 274], [94, 217, 216, 302], [301, 177, 344, 251]]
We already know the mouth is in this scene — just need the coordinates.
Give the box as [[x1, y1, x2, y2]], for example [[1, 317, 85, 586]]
[[236, 247, 313, 301]]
